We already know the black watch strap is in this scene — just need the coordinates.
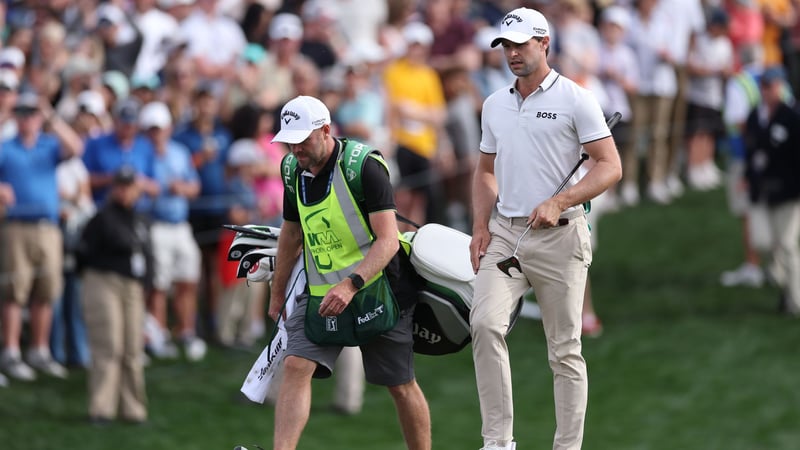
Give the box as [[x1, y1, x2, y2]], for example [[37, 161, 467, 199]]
[[347, 273, 365, 290]]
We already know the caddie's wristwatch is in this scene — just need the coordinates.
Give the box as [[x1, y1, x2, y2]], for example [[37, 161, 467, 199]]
[[347, 273, 365, 290]]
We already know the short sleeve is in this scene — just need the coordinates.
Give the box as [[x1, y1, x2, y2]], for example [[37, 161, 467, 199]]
[[573, 91, 611, 144]]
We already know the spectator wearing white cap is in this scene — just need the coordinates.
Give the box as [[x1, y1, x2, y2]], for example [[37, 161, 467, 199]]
[[138, 101, 206, 362], [298, 0, 345, 72], [383, 21, 447, 230], [180, 0, 247, 83], [72, 90, 112, 141], [261, 13, 309, 106], [131, 0, 180, 80]]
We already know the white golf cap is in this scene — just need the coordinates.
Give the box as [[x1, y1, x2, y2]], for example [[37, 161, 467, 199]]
[[403, 21, 434, 46], [602, 5, 630, 30], [491, 7, 550, 48], [270, 13, 303, 41], [272, 96, 331, 144], [139, 101, 173, 129], [0, 47, 25, 70], [76, 90, 107, 116], [227, 139, 261, 166]]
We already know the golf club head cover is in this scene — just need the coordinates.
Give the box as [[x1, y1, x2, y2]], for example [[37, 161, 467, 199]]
[[236, 247, 278, 282]]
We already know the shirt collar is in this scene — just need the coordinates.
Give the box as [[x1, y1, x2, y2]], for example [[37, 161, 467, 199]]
[[539, 69, 560, 91]]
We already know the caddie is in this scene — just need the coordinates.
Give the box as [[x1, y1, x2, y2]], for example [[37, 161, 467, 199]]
[[268, 95, 431, 450]]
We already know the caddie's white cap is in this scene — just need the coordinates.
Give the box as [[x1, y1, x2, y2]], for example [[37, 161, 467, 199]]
[[491, 7, 549, 48], [272, 96, 331, 144]]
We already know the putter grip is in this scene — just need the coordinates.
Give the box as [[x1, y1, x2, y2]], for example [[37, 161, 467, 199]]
[[607, 111, 622, 130]]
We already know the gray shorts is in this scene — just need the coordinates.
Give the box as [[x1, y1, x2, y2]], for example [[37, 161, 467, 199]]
[[285, 295, 416, 386]]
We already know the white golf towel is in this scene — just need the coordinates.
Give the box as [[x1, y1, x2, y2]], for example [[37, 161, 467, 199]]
[[240, 256, 304, 403]]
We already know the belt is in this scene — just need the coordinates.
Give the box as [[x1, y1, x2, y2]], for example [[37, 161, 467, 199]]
[[496, 208, 584, 227]]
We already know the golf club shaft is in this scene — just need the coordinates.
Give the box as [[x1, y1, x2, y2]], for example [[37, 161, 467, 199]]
[[509, 112, 621, 254]]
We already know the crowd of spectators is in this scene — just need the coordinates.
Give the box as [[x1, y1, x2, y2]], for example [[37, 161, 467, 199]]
[[0, 0, 798, 416]]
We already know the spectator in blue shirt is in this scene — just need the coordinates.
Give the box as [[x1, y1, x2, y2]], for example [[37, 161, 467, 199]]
[[172, 84, 232, 339], [83, 98, 160, 206], [139, 101, 206, 362], [0, 90, 83, 382]]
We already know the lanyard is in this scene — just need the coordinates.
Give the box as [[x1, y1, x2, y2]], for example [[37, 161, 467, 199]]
[[300, 169, 335, 205]]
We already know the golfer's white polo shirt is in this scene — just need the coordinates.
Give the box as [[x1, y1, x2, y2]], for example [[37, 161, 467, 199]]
[[480, 69, 610, 218]]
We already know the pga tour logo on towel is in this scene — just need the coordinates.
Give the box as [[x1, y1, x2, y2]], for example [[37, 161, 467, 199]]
[[326, 316, 338, 331]]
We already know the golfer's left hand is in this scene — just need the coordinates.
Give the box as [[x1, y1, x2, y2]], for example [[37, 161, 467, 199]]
[[529, 198, 563, 229], [319, 282, 356, 317]]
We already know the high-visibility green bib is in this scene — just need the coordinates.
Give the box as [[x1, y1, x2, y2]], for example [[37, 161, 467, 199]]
[[293, 141, 399, 346]]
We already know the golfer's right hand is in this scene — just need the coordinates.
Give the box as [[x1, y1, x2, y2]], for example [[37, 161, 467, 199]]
[[470, 228, 491, 274]]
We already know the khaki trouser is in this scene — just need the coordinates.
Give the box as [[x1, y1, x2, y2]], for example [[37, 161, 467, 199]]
[[471, 211, 591, 450], [667, 65, 689, 175], [630, 94, 675, 185], [82, 270, 147, 421], [768, 200, 800, 315]]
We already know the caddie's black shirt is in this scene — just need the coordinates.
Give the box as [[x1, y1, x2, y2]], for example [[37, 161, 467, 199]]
[[282, 138, 395, 221], [282, 138, 420, 309]]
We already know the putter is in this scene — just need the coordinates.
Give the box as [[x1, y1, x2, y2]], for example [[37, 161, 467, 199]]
[[496, 112, 622, 277]]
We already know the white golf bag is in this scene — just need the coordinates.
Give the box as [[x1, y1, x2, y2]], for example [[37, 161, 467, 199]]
[[225, 222, 521, 356]]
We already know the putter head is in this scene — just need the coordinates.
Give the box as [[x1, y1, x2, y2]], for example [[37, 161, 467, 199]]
[[497, 256, 521, 277]]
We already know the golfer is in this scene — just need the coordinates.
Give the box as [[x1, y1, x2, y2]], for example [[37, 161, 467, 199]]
[[468, 7, 622, 450], [268, 96, 431, 450]]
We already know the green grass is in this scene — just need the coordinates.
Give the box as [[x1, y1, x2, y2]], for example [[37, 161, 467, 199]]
[[2, 188, 799, 450]]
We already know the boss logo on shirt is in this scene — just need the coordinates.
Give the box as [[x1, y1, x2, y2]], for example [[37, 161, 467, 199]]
[[536, 111, 558, 120]]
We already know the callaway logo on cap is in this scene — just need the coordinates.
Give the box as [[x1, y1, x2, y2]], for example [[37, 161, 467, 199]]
[[491, 7, 550, 48], [272, 96, 332, 144]]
